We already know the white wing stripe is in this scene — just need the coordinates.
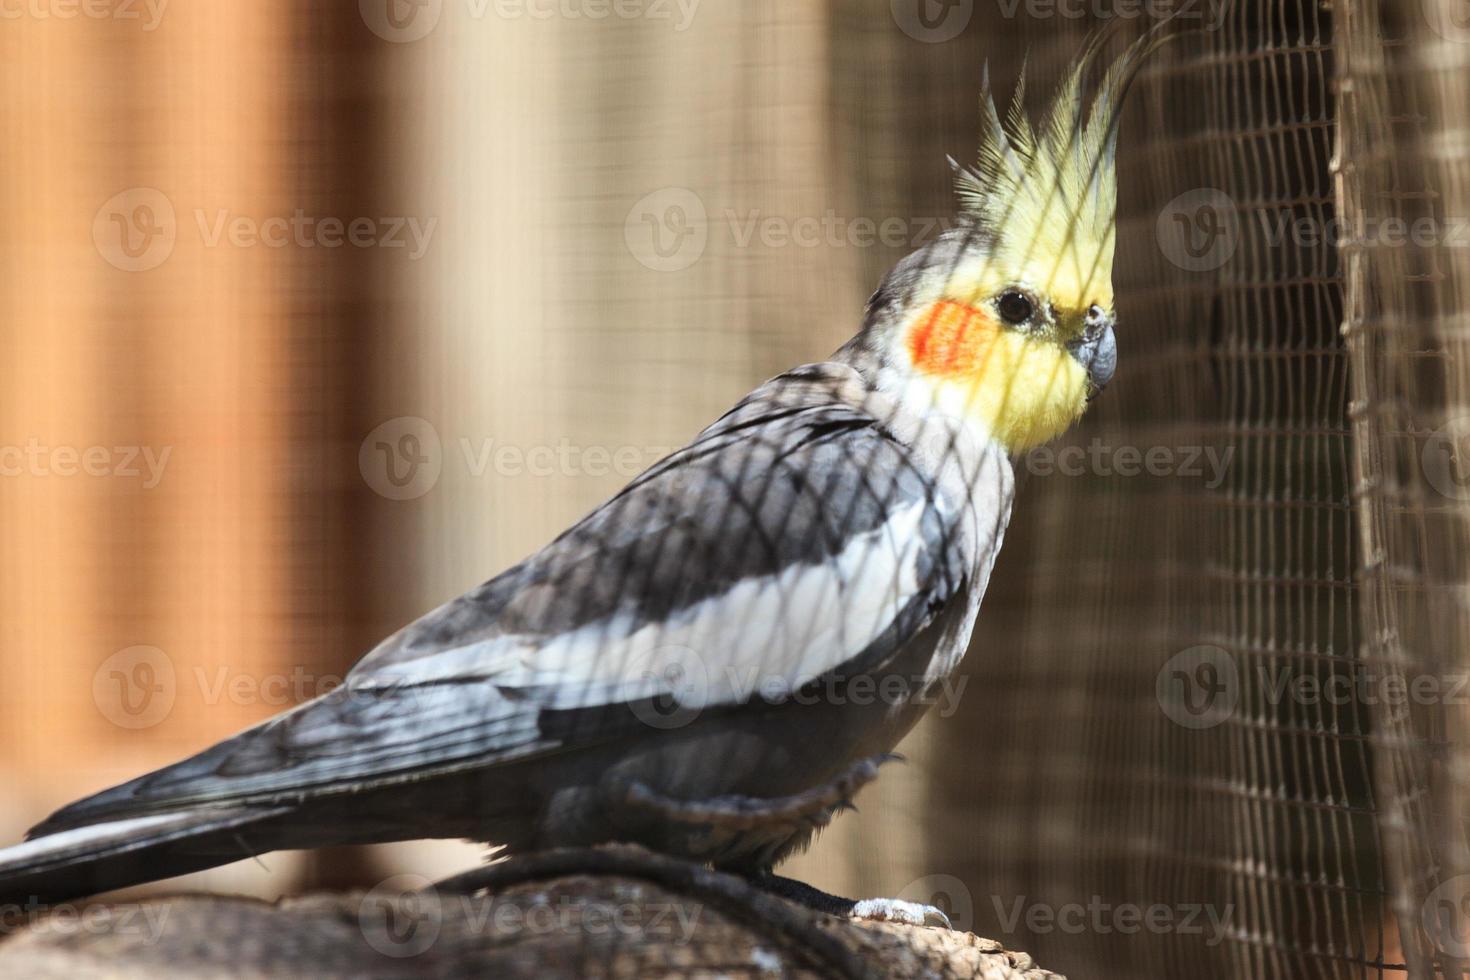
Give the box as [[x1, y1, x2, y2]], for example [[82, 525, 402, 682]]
[[358, 498, 934, 711]]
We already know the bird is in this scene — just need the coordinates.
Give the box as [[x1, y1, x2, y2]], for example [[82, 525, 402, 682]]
[[0, 32, 1152, 923]]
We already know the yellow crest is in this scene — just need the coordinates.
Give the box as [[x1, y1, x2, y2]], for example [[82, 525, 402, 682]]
[[954, 31, 1164, 310]]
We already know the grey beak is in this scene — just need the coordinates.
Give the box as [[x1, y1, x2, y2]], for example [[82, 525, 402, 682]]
[[1068, 307, 1117, 399]]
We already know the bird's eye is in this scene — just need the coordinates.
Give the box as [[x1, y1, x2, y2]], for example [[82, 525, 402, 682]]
[[997, 290, 1035, 326]]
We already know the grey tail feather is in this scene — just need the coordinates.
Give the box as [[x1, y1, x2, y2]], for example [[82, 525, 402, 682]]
[[26, 766, 201, 840], [0, 806, 294, 906]]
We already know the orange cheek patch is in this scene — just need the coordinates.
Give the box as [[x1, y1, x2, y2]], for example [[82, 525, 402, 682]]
[[905, 300, 1000, 379]]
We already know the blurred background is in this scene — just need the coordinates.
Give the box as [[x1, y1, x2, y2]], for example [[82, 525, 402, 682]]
[[3, 0, 1469, 976]]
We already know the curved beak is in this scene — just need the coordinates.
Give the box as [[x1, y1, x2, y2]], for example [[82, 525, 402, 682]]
[[1068, 307, 1117, 400]]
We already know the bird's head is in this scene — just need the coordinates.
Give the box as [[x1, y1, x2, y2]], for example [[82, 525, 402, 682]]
[[853, 34, 1156, 455]]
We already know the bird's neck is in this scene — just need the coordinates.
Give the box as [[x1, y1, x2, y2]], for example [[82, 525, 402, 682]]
[[831, 333, 1009, 457]]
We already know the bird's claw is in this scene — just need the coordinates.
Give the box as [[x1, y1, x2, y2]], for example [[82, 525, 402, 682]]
[[850, 897, 953, 929]]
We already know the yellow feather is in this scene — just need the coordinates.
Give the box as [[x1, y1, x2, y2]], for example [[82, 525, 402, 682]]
[[905, 307, 1091, 454], [956, 30, 1165, 315], [895, 30, 1171, 453]]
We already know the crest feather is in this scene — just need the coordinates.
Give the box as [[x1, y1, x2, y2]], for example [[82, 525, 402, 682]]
[[957, 28, 1167, 299]]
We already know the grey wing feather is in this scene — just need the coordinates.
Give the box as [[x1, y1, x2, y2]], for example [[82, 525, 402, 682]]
[[41, 363, 977, 831]]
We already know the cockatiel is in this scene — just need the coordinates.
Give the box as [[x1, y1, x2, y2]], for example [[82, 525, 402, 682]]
[[0, 33, 1151, 921]]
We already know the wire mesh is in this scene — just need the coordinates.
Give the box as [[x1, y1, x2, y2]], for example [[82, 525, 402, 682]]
[[929, 2, 1406, 978], [6, 1, 1470, 977], [1338, 0, 1470, 976]]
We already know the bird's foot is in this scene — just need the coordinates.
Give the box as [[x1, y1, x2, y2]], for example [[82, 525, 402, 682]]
[[850, 897, 952, 928], [750, 873, 953, 929]]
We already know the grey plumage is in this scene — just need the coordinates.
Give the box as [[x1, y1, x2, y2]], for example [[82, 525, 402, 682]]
[[0, 34, 1145, 915], [2, 351, 1014, 905]]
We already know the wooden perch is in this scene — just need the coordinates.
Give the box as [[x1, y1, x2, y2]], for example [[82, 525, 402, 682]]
[[0, 846, 1063, 979]]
